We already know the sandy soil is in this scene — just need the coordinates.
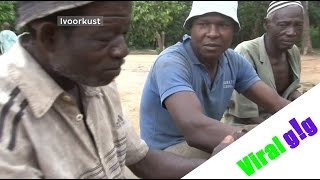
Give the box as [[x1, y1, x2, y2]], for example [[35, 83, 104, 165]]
[[115, 53, 320, 134]]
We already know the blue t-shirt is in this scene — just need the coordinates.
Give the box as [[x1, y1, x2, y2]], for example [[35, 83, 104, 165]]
[[140, 35, 260, 150]]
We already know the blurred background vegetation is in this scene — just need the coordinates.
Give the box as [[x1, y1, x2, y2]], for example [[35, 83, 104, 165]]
[[1, 1, 319, 54], [0, 1, 15, 26]]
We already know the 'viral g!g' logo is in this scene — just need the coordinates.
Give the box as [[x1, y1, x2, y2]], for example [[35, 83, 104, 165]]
[[236, 117, 318, 176]]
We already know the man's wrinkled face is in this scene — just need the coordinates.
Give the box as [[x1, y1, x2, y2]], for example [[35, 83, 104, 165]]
[[190, 13, 235, 62], [50, 1, 132, 87], [265, 5, 304, 51]]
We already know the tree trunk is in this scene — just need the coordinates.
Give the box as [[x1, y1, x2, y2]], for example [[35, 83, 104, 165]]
[[155, 32, 163, 52], [161, 31, 165, 50], [301, 1, 313, 55], [155, 31, 166, 52]]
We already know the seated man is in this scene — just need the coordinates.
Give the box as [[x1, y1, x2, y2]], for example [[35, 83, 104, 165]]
[[224, 1, 304, 130], [140, 1, 291, 159]]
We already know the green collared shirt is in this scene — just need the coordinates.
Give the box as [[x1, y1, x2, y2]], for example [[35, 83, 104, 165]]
[[224, 34, 301, 124]]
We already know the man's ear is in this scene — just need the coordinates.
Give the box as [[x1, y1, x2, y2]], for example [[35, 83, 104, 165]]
[[30, 21, 59, 53]]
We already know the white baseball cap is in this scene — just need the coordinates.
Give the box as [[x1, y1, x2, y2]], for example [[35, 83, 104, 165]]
[[183, 1, 240, 31]]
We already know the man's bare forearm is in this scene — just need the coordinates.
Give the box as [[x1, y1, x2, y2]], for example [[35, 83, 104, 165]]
[[128, 149, 206, 179]]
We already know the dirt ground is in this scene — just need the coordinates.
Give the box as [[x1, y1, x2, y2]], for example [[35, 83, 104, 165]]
[[115, 53, 320, 134]]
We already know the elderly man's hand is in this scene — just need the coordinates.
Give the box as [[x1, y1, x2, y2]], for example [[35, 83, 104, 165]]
[[288, 90, 302, 101], [211, 129, 248, 157]]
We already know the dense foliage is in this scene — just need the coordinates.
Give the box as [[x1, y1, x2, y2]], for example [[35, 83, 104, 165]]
[[126, 1, 320, 50], [0, 1, 16, 26], [0, 1, 319, 50]]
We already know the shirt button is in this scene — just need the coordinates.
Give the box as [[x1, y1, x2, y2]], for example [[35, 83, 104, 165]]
[[62, 95, 72, 102], [76, 114, 83, 121], [98, 92, 103, 97]]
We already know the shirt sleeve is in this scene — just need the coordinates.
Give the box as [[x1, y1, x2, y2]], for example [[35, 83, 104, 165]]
[[104, 81, 149, 166], [233, 50, 260, 94], [0, 102, 43, 178], [122, 114, 149, 166], [151, 53, 194, 108], [0, 148, 43, 178]]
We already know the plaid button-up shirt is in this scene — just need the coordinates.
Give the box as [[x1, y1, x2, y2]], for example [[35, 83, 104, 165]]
[[0, 35, 148, 179]]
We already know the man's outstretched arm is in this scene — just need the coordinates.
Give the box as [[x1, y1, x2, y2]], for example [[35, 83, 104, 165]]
[[128, 134, 236, 179], [128, 149, 205, 179]]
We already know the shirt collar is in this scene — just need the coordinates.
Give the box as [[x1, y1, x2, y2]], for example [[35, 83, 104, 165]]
[[259, 34, 297, 63], [7, 34, 64, 118], [80, 84, 103, 97], [258, 34, 269, 64]]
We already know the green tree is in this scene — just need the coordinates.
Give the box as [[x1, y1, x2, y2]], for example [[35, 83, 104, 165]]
[[126, 1, 191, 49], [309, 1, 320, 49], [234, 1, 269, 47], [126, 1, 320, 52], [0, 1, 16, 28], [0, 1, 318, 51], [161, 1, 191, 46]]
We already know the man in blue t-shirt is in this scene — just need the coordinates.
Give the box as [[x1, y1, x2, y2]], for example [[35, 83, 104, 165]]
[[140, 1, 291, 159]]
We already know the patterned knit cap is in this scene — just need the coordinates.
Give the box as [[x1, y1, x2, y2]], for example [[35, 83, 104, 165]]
[[266, 1, 304, 18]]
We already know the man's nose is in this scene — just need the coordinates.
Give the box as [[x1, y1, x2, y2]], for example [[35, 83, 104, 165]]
[[286, 26, 298, 37], [206, 24, 220, 38], [110, 36, 129, 59]]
